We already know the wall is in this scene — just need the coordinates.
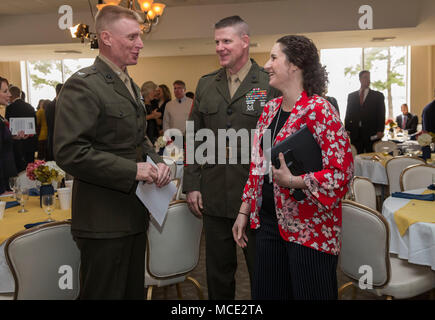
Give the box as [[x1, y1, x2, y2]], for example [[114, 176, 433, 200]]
[[129, 52, 270, 93], [410, 45, 435, 120], [0, 62, 21, 87]]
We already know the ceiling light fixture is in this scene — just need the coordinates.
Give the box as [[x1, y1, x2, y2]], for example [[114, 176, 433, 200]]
[[69, 0, 166, 49]]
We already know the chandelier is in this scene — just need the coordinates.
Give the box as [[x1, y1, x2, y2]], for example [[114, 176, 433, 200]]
[[70, 0, 166, 48]]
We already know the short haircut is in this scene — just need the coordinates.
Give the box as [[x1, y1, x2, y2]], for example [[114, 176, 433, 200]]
[[173, 80, 186, 88], [359, 70, 370, 79], [55, 83, 63, 96], [141, 81, 157, 98], [95, 5, 142, 34], [214, 15, 249, 37], [9, 86, 21, 99]]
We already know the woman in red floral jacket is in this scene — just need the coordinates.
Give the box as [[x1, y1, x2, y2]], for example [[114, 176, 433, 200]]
[[232, 35, 354, 300]]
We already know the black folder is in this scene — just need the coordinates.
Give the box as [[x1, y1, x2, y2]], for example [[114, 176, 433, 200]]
[[271, 125, 323, 200]]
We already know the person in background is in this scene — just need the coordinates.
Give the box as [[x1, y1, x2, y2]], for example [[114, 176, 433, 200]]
[[185, 91, 195, 100], [344, 70, 385, 154], [141, 81, 161, 143], [232, 35, 353, 300], [396, 103, 418, 135], [45, 83, 63, 161], [155, 84, 172, 135], [0, 76, 17, 194], [162, 80, 193, 136], [54, 5, 171, 299], [5, 85, 37, 171], [422, 98, 435, 133], [36, 99, 50, 160]]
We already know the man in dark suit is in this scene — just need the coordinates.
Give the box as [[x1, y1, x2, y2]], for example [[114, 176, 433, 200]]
[[345, 70, 386, 154], [422, 99, 435, 133], [395, 103, 418, 135], [5, 86, 37, 172], [54, 5, 171, 299], [45, 83, 63, 161]]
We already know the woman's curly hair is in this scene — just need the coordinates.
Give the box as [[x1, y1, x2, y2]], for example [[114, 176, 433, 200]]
[[276, 35, 328, 97]]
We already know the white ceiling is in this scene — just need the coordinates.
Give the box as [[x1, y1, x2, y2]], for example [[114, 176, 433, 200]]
[[0, 0, 434, 61], [0, 0, 273, 15]]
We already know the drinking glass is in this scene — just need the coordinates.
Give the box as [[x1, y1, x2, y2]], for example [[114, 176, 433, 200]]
[[42, 194, 55, 222], [16, 188, 29, 213], [8, 176, 18, 197]]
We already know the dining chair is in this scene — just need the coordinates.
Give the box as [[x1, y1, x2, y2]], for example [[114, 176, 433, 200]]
[[373, 141, 398, 153], [385, 156, 425, 195], [338, 200, 435, 300], [145, 200, 204, 300], [5, 221, 81, 300], [400, 163, 435, 191], [350, 176, 377, 210], [170, 178, 181, 201]]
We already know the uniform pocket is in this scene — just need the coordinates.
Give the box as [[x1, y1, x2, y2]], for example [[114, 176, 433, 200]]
[[104, 103, 136, 145]]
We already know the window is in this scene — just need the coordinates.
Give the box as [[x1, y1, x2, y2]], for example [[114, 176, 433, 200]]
[[320, 46, 408, 120], [21, 58, 94, 108]]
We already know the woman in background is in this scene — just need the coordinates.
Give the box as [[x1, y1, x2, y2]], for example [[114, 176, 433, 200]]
[[140, 81, 161, 144], [0, 76, 17, 194], [232, 35, 353, 300], [36, 99, 50, 160], [156, 84, 172, 135]]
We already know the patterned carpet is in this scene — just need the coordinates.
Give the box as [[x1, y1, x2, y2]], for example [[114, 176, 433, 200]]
[[147, 232, 433, 300]]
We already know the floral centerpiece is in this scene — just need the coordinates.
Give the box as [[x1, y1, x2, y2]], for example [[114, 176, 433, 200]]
[[385, 119, 397, 131], [154, 135, 173, 153], [26, 160, 65, 206], [154, 135, 183, 161], [385, 119, 398, 138], [417, 133, 434, 161], [26, 160, 65, 184]]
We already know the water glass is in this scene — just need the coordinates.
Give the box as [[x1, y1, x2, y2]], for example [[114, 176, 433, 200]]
[[42, 194, 55, 222], [16, 189, 29, 213]]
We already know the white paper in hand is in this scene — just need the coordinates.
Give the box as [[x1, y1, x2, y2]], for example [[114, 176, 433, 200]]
[[135, 156, 177, 226]]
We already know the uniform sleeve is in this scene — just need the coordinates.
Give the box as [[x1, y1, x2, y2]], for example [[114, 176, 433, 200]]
[[302, 100, 354, 211], [182, 79, 205, 193], [54, 75, 138, 193]]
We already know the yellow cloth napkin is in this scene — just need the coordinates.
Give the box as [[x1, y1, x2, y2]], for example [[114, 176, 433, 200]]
[[0, 196, 71, 244], [358, 152, 393, 167], [393, 190, 435, 236]]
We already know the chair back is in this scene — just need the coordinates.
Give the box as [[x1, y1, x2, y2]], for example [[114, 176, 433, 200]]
[[351, 176, 377, 210], [385, 156, 425, 194], [350, 144, 357, 158], [146, 200, 202, 279], [373, 141, 397, 153], [400, 164, 435, 191], [163, 157, 177, 180], [5, 221, 80, 300], [340, 200, 390, 288]]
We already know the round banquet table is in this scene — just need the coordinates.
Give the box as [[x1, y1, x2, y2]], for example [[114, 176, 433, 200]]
[[382, 188, 435, 271]]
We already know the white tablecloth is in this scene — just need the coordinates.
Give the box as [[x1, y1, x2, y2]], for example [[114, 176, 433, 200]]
[[354, 155, 388, 185], [382, 188, 435, 271]]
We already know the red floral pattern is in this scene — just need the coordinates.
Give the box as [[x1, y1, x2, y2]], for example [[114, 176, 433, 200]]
[[242, 91, 354, 255]]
